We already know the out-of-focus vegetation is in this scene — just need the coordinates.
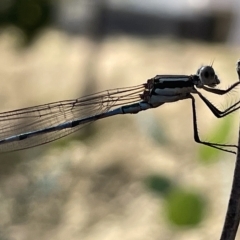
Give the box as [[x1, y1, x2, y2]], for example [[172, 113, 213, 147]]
[[145, 174, 206, 227], [198, 115, 235, 162], [0, 1, 239, 239], [0, 0, 52, 43], [0, 33, 239, 239]]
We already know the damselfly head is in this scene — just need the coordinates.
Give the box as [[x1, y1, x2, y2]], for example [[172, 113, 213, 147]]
[[197, 66, 220, 87]]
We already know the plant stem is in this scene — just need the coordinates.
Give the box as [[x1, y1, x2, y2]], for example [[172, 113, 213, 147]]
[[220, 60, 240, 240]]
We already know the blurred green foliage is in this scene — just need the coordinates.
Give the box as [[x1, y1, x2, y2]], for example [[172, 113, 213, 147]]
[[145, 174, 172, 196], [145, 174, 206, 228], [0, 0, 52, 44], [164, 189, 205, 227], [198, 115, 234, 162]]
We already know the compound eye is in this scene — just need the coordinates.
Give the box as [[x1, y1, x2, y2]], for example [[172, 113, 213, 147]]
[[202, 66, 215, 79], [198, 66, 219, 87]]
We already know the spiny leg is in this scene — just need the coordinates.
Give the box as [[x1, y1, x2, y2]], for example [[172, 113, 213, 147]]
[[189, 94, 238, 154], [202, 81, 240, 95], [197, 90, 240, 117]]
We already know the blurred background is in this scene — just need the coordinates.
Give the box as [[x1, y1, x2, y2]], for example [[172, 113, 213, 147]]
[[0, 0, 240, 239]]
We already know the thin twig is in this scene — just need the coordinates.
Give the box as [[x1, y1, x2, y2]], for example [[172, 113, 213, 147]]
[[220, 60, 240, 240]]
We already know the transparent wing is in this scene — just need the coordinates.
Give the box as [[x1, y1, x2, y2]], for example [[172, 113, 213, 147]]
[[0, 85, 144, 152]]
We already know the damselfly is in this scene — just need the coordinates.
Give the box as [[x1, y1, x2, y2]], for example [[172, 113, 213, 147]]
[[0, 65, 240, 154]]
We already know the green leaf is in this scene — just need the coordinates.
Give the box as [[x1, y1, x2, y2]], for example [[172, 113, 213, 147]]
[[164, 189, 205, 227], [144, 174, 173, 196], [198, 115, 234, 162]]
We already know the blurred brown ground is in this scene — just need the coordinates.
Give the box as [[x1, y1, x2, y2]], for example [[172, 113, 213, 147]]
[[0, 29, 240, 240]]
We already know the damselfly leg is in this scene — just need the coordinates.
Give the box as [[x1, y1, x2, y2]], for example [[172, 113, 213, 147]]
[[191, 78, 240, 154], [189, 94, 239, 154]]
